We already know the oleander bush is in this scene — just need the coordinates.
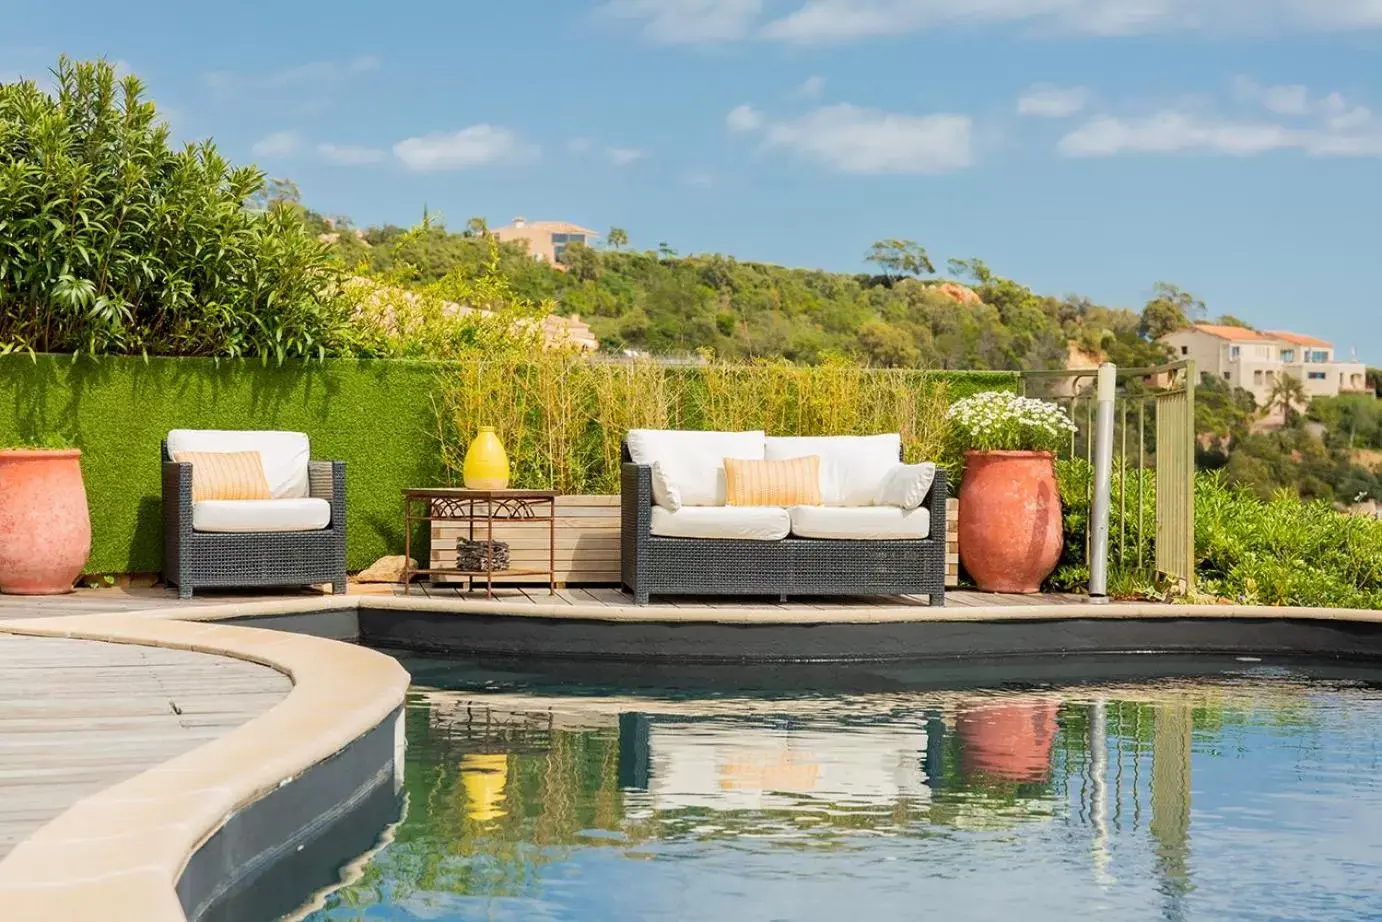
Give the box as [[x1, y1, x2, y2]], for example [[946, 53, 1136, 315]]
[[436, 355, 1018, 494], [0, 58, 354, 360]]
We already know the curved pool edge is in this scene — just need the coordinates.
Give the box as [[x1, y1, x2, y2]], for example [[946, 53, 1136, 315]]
[[0, 611, 409, 922]]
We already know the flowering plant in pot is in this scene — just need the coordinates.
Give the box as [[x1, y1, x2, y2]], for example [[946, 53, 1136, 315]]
[[948, 392, 1075, 593], [0, 435, 92, 595]]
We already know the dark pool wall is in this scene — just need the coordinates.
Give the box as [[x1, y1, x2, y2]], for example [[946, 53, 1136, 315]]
[[357, 609, 1382, 663], [176, 706, 404, 922]]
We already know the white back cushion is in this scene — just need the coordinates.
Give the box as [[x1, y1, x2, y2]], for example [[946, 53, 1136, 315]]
[[765, 434, 901, 506], [626, 429, 765, 506], [167, 429, 311, 499]]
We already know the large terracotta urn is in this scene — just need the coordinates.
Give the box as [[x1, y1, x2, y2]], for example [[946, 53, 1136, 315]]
[[0, 449, 92, 595], [958, 450, 1062, 593], [957, 699, 1059, 783]]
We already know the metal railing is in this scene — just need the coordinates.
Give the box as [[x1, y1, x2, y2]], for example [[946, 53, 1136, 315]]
[[1020, 360, 1196, 595]]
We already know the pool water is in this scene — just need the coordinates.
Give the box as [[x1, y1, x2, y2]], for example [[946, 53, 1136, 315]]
[[303, 657, 1382, 921]]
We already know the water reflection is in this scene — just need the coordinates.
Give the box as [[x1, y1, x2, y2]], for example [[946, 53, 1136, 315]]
[[307, 664, 1382, 922]]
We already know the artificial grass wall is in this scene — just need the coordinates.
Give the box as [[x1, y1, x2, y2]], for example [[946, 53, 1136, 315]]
[[1, 354, 1021, 577], [0, 354, 446, 573]]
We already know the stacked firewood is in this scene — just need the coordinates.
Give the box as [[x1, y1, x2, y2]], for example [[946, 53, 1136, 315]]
[[456, 539, 510, 572]]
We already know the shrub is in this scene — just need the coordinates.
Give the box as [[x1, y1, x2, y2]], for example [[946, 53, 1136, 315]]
[[0, 58, 350, 360], [1051, 457, 1382, 608]]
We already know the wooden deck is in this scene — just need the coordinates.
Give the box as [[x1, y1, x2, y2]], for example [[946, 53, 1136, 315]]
[[0, 634, 291, 861], [375, 583, 1088, 611], [0, 583, 1089, 620]]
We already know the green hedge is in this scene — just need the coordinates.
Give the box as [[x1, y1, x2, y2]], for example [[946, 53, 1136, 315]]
[[0, 355, 446, 573], [1, 354, 1018, 576]]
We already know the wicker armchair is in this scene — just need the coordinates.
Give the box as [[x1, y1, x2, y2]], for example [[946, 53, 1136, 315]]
[[162, 439, 347, 598], [620, 441, 947, 606]]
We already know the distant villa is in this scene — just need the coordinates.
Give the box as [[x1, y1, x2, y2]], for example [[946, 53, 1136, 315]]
[[493, 217, 599, 267]]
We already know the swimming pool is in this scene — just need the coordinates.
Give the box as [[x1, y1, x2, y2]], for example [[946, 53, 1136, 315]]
[[302, 656, 1382, 921]]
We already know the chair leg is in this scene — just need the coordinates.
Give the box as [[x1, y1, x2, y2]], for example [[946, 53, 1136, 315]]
[[178, 584, 193, 600], [332, 572, 349, 595]]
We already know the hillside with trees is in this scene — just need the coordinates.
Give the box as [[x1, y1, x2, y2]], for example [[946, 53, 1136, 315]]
[[303, 208, 1382, 506]]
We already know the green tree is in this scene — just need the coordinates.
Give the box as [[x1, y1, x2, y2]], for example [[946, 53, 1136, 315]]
[[557, 240, 601, 282], [1268, 374, 1310, 427], [1215, 314, 1255, 329], [607, 227, 628, 250], [866, 239, 935, 281], [1138, 283, 1203, 341], [0, 57, 346, 360], [464, 216, 489, 238]]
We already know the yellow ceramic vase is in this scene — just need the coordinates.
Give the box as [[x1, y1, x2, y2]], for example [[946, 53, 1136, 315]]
[[460, 753, 509, 823], [462, 426, 510, 490]]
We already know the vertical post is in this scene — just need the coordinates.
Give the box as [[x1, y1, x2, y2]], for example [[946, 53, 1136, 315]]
[[1183, 362, 1196, 596], [1089, 363, 1117, 603]]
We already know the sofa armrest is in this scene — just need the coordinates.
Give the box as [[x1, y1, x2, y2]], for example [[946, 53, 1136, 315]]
[[621, 462, 653, 601], [927, 468, 948, 544], [162, 460, 194, 531], [309, 460, 347, 529]]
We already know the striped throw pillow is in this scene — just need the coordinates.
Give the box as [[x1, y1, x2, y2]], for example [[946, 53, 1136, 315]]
[[172, 451, 273, 502], [723, 456, 822, 507]]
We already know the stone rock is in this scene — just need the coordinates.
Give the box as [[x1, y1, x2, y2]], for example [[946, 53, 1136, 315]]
[[356, 555, 416, 583], [936, 282, 983, 306]]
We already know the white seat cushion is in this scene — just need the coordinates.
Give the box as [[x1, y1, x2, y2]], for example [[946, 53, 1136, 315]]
[[765, 434, 901, 506], [168, 430, 311, 499], [788, 505, 930, 540], [627, 429, 766, 507], [650, 505, 790, 541], [193, 498, 332, 533]]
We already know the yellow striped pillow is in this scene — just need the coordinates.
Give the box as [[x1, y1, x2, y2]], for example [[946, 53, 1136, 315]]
[[172, 451, 272, 502], [723, 456, 822, 507]]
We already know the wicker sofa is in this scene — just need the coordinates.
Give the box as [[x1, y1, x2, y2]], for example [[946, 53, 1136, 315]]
[[162, 430, 347, 598], [620, 430, 946, 605]]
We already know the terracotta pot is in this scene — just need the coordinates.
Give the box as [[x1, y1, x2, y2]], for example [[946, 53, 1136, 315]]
[[0, 449, 92, 595], [958, 450, 1062, 593], [957, 699, 1059, 783], [462, 426, 510, 490]]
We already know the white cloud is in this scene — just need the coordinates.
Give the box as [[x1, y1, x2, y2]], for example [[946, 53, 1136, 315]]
[[1058, 95, 1382, 159], [733, 102, 974, 173], [203, 55, 381, 100], [392, 125, 538, 171], [251, 130, 304, 158], [1017, 84, 1090, 118], [568, 137, 594, 153], [795, 75, 827, 99], [607, 0, 1382, 45], [726, 103, 764, 132], [598, 0, 764, 43], [607, 146, 648, 165], [317, 142, 388, 165]]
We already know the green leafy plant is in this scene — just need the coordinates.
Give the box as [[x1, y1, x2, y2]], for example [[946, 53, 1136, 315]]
[[3, 434, 75, 450], [0, 57, 351, 361], [947, 391, 1076, 454]]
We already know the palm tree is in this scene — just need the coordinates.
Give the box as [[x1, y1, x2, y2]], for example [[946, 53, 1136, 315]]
[[1268, 374, 1309, 426], [607, 227, 628, 250]]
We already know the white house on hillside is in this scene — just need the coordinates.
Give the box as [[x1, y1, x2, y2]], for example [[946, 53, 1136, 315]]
[[1161, 324, 1369, 409]]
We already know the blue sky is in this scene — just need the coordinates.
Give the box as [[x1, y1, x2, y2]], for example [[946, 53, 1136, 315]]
[[5, 0, 1382, 363]]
